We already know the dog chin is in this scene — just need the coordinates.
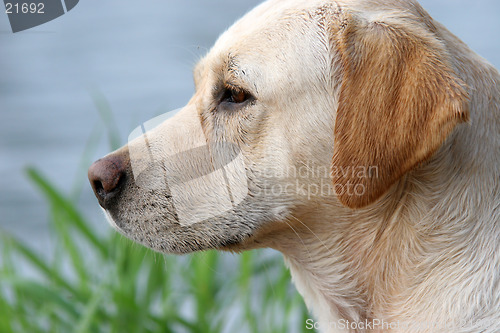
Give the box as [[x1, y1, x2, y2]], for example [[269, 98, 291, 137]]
[[99, 207, 252, 254], [102, 208, 121, 231]]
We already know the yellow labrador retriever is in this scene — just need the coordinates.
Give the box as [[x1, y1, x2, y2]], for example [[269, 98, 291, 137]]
[[88, 0, 500, 332]]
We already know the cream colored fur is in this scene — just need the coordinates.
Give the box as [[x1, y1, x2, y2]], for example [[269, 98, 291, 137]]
[[97, 0, 500, 332]]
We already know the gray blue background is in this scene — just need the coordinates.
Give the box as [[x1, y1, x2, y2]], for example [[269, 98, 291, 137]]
[[1, 0, 499, 254]]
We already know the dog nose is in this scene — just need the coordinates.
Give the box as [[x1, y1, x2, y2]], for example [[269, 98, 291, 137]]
[[88, 155, 126, 207]]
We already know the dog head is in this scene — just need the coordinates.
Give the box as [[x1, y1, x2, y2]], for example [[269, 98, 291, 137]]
[[88, 0, 468, 254]]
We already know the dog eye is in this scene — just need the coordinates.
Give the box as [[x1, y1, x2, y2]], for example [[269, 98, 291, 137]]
[[221, 87, 250, 104]]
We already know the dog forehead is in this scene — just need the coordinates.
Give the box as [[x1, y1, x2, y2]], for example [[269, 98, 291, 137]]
[[201, 0, 334, 78], [212, 4, 313, 52], [196, 0, 427, 92]]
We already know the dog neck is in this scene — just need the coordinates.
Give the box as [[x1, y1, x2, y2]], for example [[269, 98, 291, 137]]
[[266, 138, 499, 332], [273, 180, 416, 332]]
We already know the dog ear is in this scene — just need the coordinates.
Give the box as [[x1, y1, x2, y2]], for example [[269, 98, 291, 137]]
[[331, 14, 469, 209]]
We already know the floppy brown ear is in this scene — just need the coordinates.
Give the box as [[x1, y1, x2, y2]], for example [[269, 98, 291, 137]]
[[331, 15, 469, 209]]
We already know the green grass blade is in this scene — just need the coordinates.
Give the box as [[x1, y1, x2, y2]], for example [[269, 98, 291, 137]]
[[70, 122, 104, 201], [0, 289, 14, 333], [3, 277, 80, 321], [74, 282, 108, 333], [0, 234, 82, 300], [25, 167, 107, 257], [89, 89, 121, 150], [50, 207, 89, 290], [190, 251, 219, 332]]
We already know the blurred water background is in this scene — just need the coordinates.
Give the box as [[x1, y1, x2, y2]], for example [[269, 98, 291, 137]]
[[1, 0, 499, 255]]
